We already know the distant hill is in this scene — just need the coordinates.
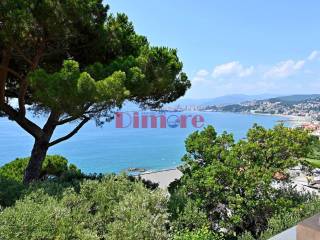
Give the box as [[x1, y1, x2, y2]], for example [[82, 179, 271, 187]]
[[120, 94, 320, 111], [167, 94, 281, 107], [266, 94, 320, 105]]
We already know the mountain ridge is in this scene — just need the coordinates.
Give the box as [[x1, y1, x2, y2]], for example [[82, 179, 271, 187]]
[[166, 94, 281, 106]]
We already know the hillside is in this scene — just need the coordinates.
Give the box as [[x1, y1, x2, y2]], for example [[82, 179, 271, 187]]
[[166, 94, 280, 107], [202, 94, 320, 120], [267, 94, 320, 105]]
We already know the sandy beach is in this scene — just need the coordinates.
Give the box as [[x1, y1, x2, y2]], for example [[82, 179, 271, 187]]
[[139, 168, 182, 189], [251, 112, 312, 128], [279, 114, 312, 128]]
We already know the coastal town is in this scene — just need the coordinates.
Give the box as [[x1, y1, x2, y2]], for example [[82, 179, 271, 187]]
[[241, 96, 320, 136], [163, 94, 320, 137]]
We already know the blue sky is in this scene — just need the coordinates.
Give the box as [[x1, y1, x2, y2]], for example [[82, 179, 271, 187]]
[[106, 0, 320, 98]]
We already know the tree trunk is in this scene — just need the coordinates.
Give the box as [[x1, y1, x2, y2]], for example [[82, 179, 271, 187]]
[[23, 111, 59, 184], [23, 138, 49, 184]]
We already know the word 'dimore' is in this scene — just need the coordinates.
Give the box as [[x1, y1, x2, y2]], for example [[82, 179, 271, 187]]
[[115, 112, 205, 129]]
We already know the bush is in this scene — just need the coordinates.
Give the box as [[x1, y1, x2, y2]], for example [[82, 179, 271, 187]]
[[169, 125, 314, 238], [170, 198, 211, 232], [0, 155, 76, 182], [238, 232, 255, 240], [0, 155, 81, 207], [0, 175, 169, 240], [0, 177, 24, 208], [259, 198, 320, 239], [173, 227, 223, 240], [238, 197, 320, 240]]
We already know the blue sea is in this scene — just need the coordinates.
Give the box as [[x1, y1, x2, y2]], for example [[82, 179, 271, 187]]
[[0, 111, 289, 173]]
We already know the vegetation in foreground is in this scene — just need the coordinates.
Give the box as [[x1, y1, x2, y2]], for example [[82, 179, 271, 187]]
[[168, 124, 319, 239], [0, 176, 168, 240], [1, 125, 320, 239], [302, 140, 320, 168]]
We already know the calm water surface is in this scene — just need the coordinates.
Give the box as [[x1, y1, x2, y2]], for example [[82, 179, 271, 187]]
[[0, 111, 288, 173]]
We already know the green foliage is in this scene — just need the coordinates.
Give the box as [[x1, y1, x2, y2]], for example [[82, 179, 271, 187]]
[[0, 155, 74, 182], [0, 157, 28, 182], [302, 137, 320, 168], [303, 158, 320, 168], [259, 198, 320, 239], [1, 0, 109, 99], [238, 232, 256, 240], [0, 0, 107, 46], [0, 155, 80, 207], [173, 227, 223, 240], [0, 175, 169, 240], [170, 199, 211, 231], [239, 197, 320, 240], [28, 60, 129, 115], [169, 124, 313, 238], [234, 124, 312, 170], [0, 177, 24, 208]]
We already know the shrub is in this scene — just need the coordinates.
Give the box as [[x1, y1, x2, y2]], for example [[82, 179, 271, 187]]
[[170, 198, 211, 232], [0, 155, 74, 182], [238, 232, 255, 240], [0, 155, 81, 207], [258, 197, 320, 239], [0, 177, 24, 208], [0, 175, 169, 240], [238, 197, 320, 240], [173, 227, 223, 240], [169, 125, 314, 238]]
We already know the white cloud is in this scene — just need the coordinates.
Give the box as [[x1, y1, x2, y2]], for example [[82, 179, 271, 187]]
[[187, 50, 320, 98], [212, 61, 254, 78], [196, 69, 209, 77], [308, 50, 320, 61], [263, 60, 305, 79], [239, 66, 254, 77], [192, 69, 209, 84]]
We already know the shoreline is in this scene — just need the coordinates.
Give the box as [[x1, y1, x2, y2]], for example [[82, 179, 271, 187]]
[[205, 110, 313, 128], [249, 112, 312, 127], [198, 110, 313, 128]]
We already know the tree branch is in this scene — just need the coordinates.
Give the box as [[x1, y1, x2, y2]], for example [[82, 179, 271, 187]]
[[42, 110, 60, 137], [0, 65, 23, 80], [57, 104, 93, 125], [56, 115, 80, 125], [18, 41, 45, 117], [49, 117, 90, 147], [0, 49, 11, 104], [12, 43, 34, 66], [0, 102, 43, 139], [18, 79, 28, 116]]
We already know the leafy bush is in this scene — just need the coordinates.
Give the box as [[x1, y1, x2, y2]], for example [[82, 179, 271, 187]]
[[239, 198, 320, 240], [170, 198, 211, 231], [254, 197, 320, 240], [0, 175, 169, 240], [0, 155, 81, 207], [238, 232, 255, 240], [173, 227, 223, 240], [169, 124, 314, 238], [0, 177, 24, 208], [0, 155, 77, 182]]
